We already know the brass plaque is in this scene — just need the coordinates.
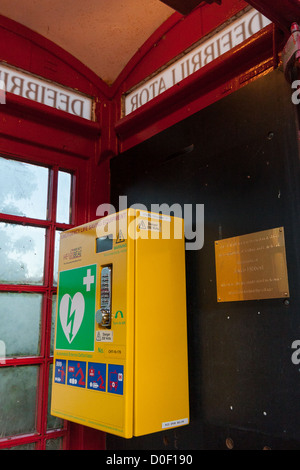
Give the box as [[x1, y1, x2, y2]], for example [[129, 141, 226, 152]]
[[215, 227, 289, 302]]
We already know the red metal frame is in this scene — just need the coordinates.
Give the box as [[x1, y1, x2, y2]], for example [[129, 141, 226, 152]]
[[0, 162, 74, 451], [0, 12, 107, 451], [0, 152, 106, 449], [247, 0, 300, 33], [0, 0, 298, 451], [115, 26, 275, 144], [112, 1, 286, 152]]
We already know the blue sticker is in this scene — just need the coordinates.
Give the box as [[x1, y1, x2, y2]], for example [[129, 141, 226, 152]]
[[67, 360, 86, 388], [87, 362, 106, 392], [54, 359, 66, 384], [108, 364, 124, 395]]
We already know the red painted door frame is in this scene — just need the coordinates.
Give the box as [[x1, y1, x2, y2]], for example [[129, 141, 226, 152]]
[[247, 0, 300, 33], [112, 0, 289, 152], [0, 14, 108, 450], [0, 0, 299, 450]]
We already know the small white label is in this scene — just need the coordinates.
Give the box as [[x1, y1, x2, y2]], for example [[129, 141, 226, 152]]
[[162, 418, 188, 429], [137, 218, 161, 232], [139, 211, 171, 222], [96, 330, 113, 342]]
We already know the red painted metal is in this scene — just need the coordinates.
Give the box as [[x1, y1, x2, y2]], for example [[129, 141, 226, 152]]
[[247, 0, 300, 33], [115, 24, 278, 152], [1, 93, 100, 161], [0, 14, 110, 99], [160, 0, 300, 30], [0, 13, 107, 451], [112, 0, 248, 101], [0, 0, 298, 451], [112, 0, 300, 152], [67, 422, 106, 450], [112, 0, 293, 153]]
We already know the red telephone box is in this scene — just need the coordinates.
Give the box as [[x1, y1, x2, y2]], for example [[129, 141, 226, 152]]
[[0, 0, 299, 451]]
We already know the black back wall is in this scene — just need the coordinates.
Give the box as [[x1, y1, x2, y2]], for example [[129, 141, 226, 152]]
[[108, 69, 300, 450]]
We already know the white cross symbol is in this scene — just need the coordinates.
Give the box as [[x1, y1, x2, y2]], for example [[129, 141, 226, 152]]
[[83, 269, 94, 292]]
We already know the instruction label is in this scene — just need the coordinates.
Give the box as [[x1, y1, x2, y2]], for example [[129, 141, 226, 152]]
[[162, 418, 189, 429], [67, 360, 86, 388], [54, 359, 66, 384], [87, 362, 106, 391], [108, 364, 124, 395], [96, 330, 114, 342]]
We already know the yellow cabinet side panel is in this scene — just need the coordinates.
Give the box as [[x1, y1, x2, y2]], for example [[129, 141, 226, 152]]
[[134, 212, 189, 436]]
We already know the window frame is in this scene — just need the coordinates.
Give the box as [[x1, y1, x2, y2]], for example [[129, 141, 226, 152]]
[[0, 156, 83, 450]]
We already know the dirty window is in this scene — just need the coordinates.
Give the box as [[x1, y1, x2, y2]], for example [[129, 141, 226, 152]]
[[0, 293, 42, 357], [53, 230, 61, 286], [0, 223, 45, 284], [45, 437, 63, 450], [0, 155, 74, 449], [0, 366, 38, 437], [56, 171, 72, 223], [0, 158, 49, 220]]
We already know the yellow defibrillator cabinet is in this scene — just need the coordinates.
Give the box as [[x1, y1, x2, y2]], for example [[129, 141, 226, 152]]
[[51, 209, 189, 438]]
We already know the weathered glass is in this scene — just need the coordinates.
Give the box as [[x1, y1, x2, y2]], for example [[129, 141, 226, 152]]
[[0, 292, 42, 357], [0, 366, 38, 437], [56, 171, 71, 223], [0, 158, 49, 220], [0, 223, 46, 284]]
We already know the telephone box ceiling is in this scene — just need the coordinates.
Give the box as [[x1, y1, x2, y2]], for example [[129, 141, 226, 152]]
[[0, 0, 298, 85]]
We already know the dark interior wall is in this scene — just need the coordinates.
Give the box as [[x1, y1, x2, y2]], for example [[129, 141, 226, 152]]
[[108, 69, 300, 450]]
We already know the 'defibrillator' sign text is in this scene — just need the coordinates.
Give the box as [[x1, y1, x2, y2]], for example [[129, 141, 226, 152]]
[[0, 62, 94, 120], [124, 9, 271, 116]]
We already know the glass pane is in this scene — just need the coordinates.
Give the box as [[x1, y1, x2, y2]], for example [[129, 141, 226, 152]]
[[53, 230, 61, 286], [0, 223, 46, 284], [50, 295, 57, 356], [47, 364, 63, 430], [45, 437, 63, 450], [0, 293, 42, 357], [0, 157, 49, 219], [56, 171, 71, 223], [0, 366, 38, 437]]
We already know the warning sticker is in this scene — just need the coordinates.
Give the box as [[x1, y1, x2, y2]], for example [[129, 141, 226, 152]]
[[137, 218, 161, 232], [96, 330, 114, 342], [116, 229, 125, 244]]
